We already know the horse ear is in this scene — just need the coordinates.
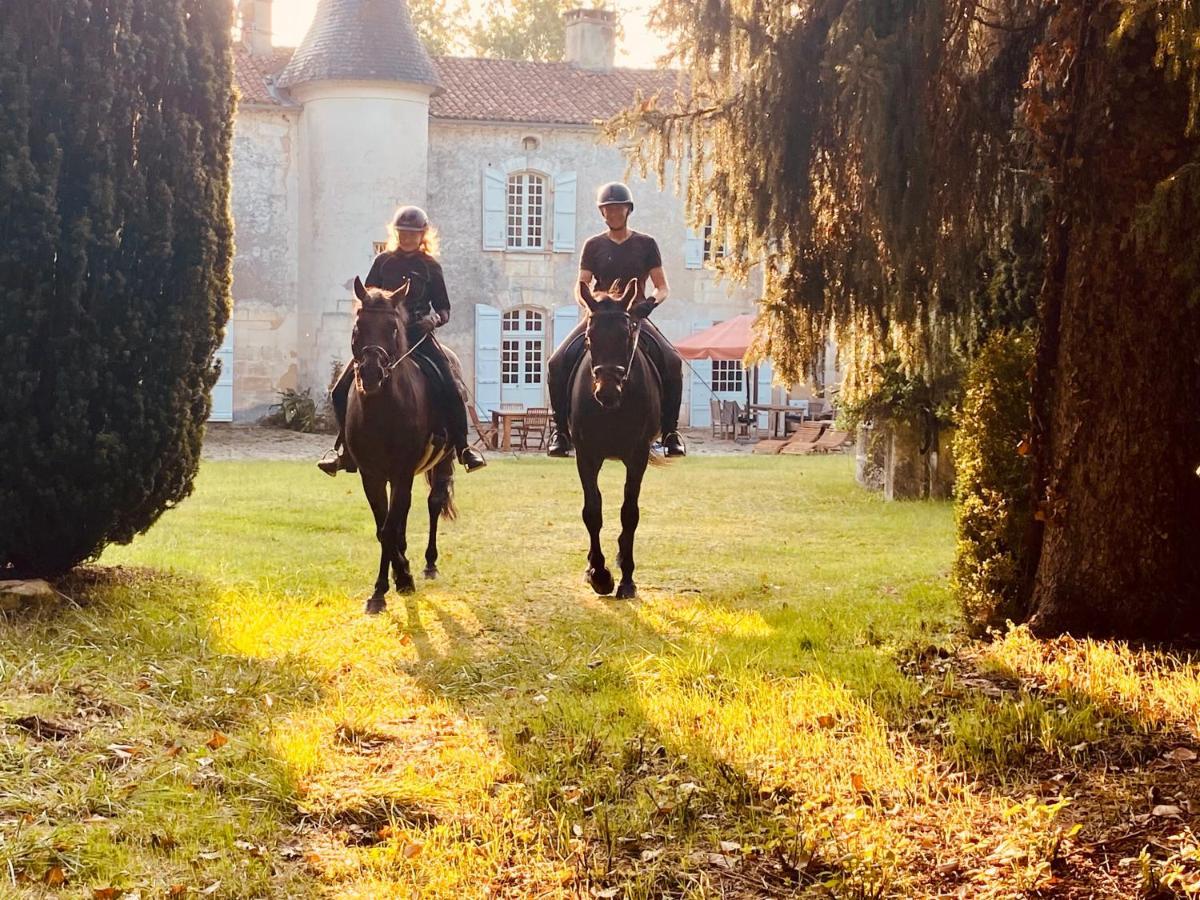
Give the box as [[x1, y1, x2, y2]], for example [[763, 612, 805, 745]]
[[385, 279, 409, 307], [353, 276, 368, 303], [620, 280, 639, 310], [577, 281, 599, 313]]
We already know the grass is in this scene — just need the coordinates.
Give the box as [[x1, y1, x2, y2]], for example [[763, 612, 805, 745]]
[[1, 454, 1198, 897]]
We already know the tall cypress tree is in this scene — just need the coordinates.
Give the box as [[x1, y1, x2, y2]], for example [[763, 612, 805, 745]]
[[0, 0, 234, 576]]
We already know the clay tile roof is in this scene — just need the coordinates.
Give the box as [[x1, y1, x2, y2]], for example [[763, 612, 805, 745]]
[[429, 57, 684, 125], [276, 0, 441, 91], [232, 43, 296, 106]]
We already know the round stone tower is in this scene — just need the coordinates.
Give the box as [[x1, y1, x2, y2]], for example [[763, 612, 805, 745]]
[[277, 0, 441, 391]]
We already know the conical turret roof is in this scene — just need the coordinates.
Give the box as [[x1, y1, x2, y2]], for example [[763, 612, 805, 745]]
[[277, 0, 441, 91]]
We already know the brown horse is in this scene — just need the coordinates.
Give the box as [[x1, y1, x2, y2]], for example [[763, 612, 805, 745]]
[[344, 276, 456, 614], [570, 281, 663, 600]]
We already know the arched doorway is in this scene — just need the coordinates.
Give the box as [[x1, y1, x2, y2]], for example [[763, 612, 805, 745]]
[[501, 307, 545, 408]]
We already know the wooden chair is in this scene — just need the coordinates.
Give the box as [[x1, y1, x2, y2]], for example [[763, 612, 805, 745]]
[[709, 398, 724, 437], [725, 401, 755, 442], [520, 407, 550, 451], [469, 405, 498, 450]]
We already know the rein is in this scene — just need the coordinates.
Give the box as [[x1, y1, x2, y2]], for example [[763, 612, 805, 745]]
[[587, 311, 642, 389], [353, 313, 429, 387]]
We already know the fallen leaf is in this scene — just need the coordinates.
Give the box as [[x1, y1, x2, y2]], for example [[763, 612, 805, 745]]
[[851, 773, 867, 793], [595, 888, 619, 898], [263, 694, 273, 708], [164, 743, 182, 759], [197, 850, 222, 861], [45, 866, 66, 887], [816, 714, 835, 729], [107, 744, 137, 759], [640, 848, 663, 862], [1152, 804, 1184, 818], [94, 889, 120, 900], [201, 882, 222, 896], [196, 757, 214, 768], [531, 693, 549, 705], [233, 839, 255, 851], [402, 841, 423, 859], [1165, 747, 1198, 763], [399, 633, 412, 646], [206, 731, 228, 751], [573, 824, 584, 837], [168, 887, 187, 898], [719, 840, 741, 853], [12, 716, 79, 740], [1016, 438, 1031, 456]]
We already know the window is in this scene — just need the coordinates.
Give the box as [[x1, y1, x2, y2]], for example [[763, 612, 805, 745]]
[[501, 309, 544, 386], [711, 359, 743, 393], [372, 241, 387, 256], [703, 215, 726, 262], [506, 173, 546, 250]]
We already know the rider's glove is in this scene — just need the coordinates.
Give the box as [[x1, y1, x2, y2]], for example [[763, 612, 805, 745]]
[[632, 298, 658, 319]]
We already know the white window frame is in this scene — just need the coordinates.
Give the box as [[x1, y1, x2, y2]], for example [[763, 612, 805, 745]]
[[501, 308, 545, 386], [703, 215, 727, 262], [506, 172, 547, 251], [711, 359, 743, 393]]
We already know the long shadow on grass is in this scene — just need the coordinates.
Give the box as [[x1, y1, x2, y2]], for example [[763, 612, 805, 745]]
[[393, 578, 965, 899], [0, 567, 319, 894]]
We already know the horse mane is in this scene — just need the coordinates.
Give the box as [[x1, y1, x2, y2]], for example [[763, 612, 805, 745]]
[[358, 287, 411, 325]]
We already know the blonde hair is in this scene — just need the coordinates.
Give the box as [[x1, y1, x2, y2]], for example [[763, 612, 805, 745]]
[[386, 223, 439, 257]]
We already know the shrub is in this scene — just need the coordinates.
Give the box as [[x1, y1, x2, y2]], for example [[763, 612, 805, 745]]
[[952, 330, 1035, 634], [0, 0, 234, 576]]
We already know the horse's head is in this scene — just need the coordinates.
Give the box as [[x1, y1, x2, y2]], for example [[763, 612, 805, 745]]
[[580, 280, 643, 409], [351, 276, 410, 396]]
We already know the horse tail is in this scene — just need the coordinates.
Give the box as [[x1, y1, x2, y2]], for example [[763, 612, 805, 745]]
[[426, 462, 458, 521]]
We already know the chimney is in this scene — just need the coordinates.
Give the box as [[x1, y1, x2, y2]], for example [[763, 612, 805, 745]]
[[241, 0, 273, 57], [564, 8, 616, 71]]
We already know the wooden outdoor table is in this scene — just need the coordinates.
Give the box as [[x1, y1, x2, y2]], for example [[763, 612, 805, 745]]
[[748, 404, 807, 439], [491, 409, 527, 451]]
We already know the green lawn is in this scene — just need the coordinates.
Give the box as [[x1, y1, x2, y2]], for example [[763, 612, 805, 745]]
[[2, 456, 1197, 897]]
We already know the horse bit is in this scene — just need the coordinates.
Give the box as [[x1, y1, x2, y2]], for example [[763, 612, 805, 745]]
[[588, 311, 643, 389]]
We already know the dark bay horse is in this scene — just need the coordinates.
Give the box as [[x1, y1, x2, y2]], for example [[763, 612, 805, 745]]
[[569, 281, 663, 600], [344, 276, 456, 614]]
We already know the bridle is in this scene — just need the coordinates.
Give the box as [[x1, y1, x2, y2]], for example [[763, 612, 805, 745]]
[[586, 308, 642, 389], [352, 306, 428, 387]]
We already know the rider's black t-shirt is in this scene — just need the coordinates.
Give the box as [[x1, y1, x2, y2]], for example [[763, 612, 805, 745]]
[[579, 231, 662, 300], [364, 250, 450, 318]]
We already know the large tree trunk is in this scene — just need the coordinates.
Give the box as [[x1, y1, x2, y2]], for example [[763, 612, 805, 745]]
[[1027, 11, 1200, 640]]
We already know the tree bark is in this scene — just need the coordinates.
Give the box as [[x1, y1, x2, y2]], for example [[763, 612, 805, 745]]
[[1027, 12, 1200, 640]]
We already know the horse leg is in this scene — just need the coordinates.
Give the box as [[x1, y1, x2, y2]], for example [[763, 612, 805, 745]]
[[615, 453, 649, 600], [388, 475, 416, 595], [576, 454, 613, 595], [424, 457, 454, 579], [361, 473, 391, 614]]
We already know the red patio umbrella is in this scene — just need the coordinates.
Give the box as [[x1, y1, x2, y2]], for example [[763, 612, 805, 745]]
[[673, 314, 762, 413], [673, 314, 756, 361]]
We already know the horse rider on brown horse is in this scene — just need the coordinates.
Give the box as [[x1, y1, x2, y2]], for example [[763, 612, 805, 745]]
[[545, 182, 687, 458], [319, 205, 488, 476]]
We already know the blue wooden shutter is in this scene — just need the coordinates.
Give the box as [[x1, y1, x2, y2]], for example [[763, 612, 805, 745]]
[[209, 328, 234, 422], [683, 229, 704, 270], [553, 171, 577, 254], [474, 304, 502, 414], [687, 319, 714, 426], [755, 359, 774, 429], [482, 167, 506, 250], [552, 303, 580, 350]]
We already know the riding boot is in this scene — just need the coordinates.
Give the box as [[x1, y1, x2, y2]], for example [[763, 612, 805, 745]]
[[660, 354, 687, 457], [546, 328, 585, 458], [318, 367, 359, 476], [448, 400, 487, 472]]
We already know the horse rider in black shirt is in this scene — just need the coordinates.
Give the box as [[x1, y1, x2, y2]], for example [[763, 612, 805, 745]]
[[545, 182, 687, 458], [318, 205, 488, 476]]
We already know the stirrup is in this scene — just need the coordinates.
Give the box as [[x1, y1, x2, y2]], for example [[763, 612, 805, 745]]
[[458, 447, 487, 472], [317, 449, 342, 477], [546, 429, 573, 458], [663, 431, 687, 457]]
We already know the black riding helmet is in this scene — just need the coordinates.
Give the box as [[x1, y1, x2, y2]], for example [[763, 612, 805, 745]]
[[596, 182, 634, 212], [392, 205, 429, 232]]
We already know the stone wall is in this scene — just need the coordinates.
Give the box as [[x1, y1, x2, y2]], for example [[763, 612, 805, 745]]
[[229, 106, 301, 419], [427, 120, 762, 421]]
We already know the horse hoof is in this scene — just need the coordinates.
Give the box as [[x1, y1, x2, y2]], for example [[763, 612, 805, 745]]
[[395, 578, 416, 595], [616, 582, 637, 600], [423, 568, 438, 580], [365, 595, 387, 615], [586, 567, 614, 595]]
